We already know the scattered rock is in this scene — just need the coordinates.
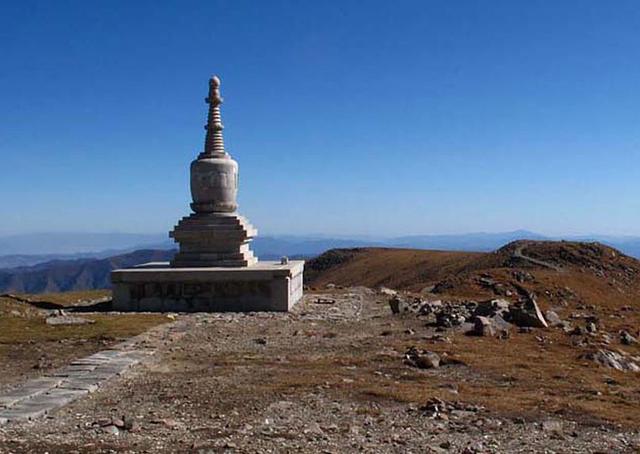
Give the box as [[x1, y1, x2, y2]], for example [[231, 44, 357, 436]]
[[545, 310, 563, 327], [404, 347, 440, 369], [122, 415, 135, 431], [389, 295, 407, 315], [569, 326, 585, 336], [313, 297, 336, 305], [151, 418, 185, 430], [379, 287, 397, 296], [473, 299, 510, 318], [101, 425, 119, 435], [45, 310, 95, 326], [542, 419, 563, 434], [620, 330, 637, 345], [420, 397, 483, 418], [581, 349, 640, 372]]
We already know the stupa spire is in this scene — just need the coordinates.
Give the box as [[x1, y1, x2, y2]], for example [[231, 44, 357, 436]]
[[203, 75, 225, 156]]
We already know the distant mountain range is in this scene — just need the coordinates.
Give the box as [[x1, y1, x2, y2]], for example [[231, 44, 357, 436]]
[[0, 250, 175, 294], [1, 230, 639, 294], [1, 230, 639, 266]]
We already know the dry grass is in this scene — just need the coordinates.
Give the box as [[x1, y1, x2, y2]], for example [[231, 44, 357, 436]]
[[0, 290, 169, 391], [308, 248, 482, 291], [0, 313, 168, 344], [19, 289, 112, 307]]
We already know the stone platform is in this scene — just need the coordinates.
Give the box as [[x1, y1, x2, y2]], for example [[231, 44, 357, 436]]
[[111, 261, 304, 312]]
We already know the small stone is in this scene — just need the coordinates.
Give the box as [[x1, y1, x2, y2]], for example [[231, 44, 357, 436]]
[[122, 415, 135, 431], [111, 418, 124, 428], [570, 326, 585, 336], [45, 315, 95, 326], [95, 418, 112, 427], [404, 347, 440, 369], [389, 296, 407, 315], [101, 425, 119, 435], [542, 420, 563, 433], [620, 330, 638, 345], [379, 287, 397, 296], [545, 311, 563, 327]]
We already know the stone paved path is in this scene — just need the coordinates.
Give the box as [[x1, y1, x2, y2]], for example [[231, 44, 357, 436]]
[[0, 318, 189, 425]]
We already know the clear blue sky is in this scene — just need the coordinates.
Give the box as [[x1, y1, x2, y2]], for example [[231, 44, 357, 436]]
[[1, 0, 639, 237]]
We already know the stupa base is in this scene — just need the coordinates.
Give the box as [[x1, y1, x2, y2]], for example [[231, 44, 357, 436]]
[[111, 261, 304, 312]]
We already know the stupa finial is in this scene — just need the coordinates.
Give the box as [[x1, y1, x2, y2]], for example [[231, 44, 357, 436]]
[[203, 75, 225, 156]]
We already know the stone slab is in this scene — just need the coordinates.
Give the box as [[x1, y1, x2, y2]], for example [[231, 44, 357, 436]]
[[0, 405, 48, 421], [59, 378, 100, 393], [21, 390, 86, 413], [65, 364, 97, 372], [111, 260, 304, 312], [50, 369, 90, 378], [0, 377, 63, 408]]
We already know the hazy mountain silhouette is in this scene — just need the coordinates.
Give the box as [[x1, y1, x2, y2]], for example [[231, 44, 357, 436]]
[[0, 249, 175, 293]]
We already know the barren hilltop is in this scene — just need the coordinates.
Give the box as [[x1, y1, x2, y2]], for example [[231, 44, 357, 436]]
[[1, 240, 639, 452]]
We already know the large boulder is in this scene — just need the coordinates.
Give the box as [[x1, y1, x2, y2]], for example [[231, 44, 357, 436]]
[[471, 316, 495, 337], [469, 314, 512, 337], [508, 300, 548, 328]]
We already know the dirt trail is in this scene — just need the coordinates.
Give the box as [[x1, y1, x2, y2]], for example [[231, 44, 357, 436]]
[[512, 244, 563, 272]]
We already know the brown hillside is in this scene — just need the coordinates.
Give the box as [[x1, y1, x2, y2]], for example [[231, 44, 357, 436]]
[[305, 247, 483, 291], [307, 240, 640, 294]]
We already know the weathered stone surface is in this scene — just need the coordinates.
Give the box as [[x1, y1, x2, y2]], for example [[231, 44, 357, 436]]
[[170, 214, 258, 267], [110, 76, 303, 312], [59, 378, 100, 393], [112, 261, 304, 312], [0, 377, 63, 408]]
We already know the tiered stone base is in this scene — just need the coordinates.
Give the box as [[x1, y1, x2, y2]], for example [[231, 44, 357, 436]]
[[111, 261, 304, 312], [169, 213, 258, 267]]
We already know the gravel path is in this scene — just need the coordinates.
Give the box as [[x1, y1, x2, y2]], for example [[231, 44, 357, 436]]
[[0, 290, 638, 453]]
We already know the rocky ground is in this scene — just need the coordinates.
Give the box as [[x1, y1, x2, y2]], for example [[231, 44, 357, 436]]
[[1, 287, 639, 453]]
